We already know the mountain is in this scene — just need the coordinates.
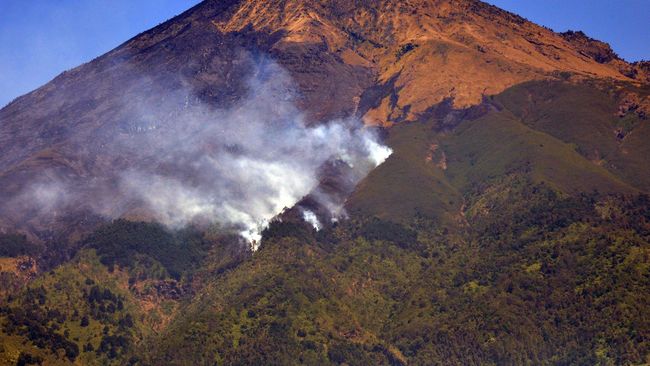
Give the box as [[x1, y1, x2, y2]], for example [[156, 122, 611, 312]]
[[1, 0, 649, 239], [1, 0, 649, 365]]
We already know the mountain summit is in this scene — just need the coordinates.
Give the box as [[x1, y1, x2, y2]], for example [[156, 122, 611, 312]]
[[0, 1, 649, 365]]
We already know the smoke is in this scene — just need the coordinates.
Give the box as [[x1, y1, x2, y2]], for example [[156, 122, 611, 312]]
[[18, 180, 71, 217], [302, 210, 322, 231], [5, 55, 392, 247]]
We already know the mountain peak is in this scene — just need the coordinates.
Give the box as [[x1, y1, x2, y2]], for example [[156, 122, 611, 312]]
[[198, 0, 647, 120], [0, 0, 648, 240]]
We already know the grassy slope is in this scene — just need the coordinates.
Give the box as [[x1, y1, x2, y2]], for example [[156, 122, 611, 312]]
[[346, 121, 462, 225], [442, 108, 636, 195], [348, 82, 639, 226], [495, 80, 650, 192]]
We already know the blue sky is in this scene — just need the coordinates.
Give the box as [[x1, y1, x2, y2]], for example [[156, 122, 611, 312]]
[[0, 0, 648, 108], [0, 0, 201, 107]]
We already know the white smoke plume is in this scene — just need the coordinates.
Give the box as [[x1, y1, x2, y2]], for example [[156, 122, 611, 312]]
[[6, 55, 392, 248], [302, 210, 322, 231]]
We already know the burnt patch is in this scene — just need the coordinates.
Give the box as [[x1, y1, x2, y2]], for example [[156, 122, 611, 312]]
[[356, 73, 402, 118], [419, 96, 501, 131]]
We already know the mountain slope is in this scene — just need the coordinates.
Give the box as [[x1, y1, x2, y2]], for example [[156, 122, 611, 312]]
[[0, 0, 649, 365], [0, 0, 648, 241]]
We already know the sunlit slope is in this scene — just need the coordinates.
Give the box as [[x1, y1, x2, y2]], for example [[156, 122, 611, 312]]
[[347, 80, 643, 223], [495, 80, 650, 192], [346, 121, 463, 225], [442, 109, 637, 195]]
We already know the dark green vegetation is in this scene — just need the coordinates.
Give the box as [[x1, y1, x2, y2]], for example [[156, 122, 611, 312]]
[[146, 184, 649, 365], [84, 219, 213, 280], [1, 80, 649, 365], [0, 233, 40, 257]]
